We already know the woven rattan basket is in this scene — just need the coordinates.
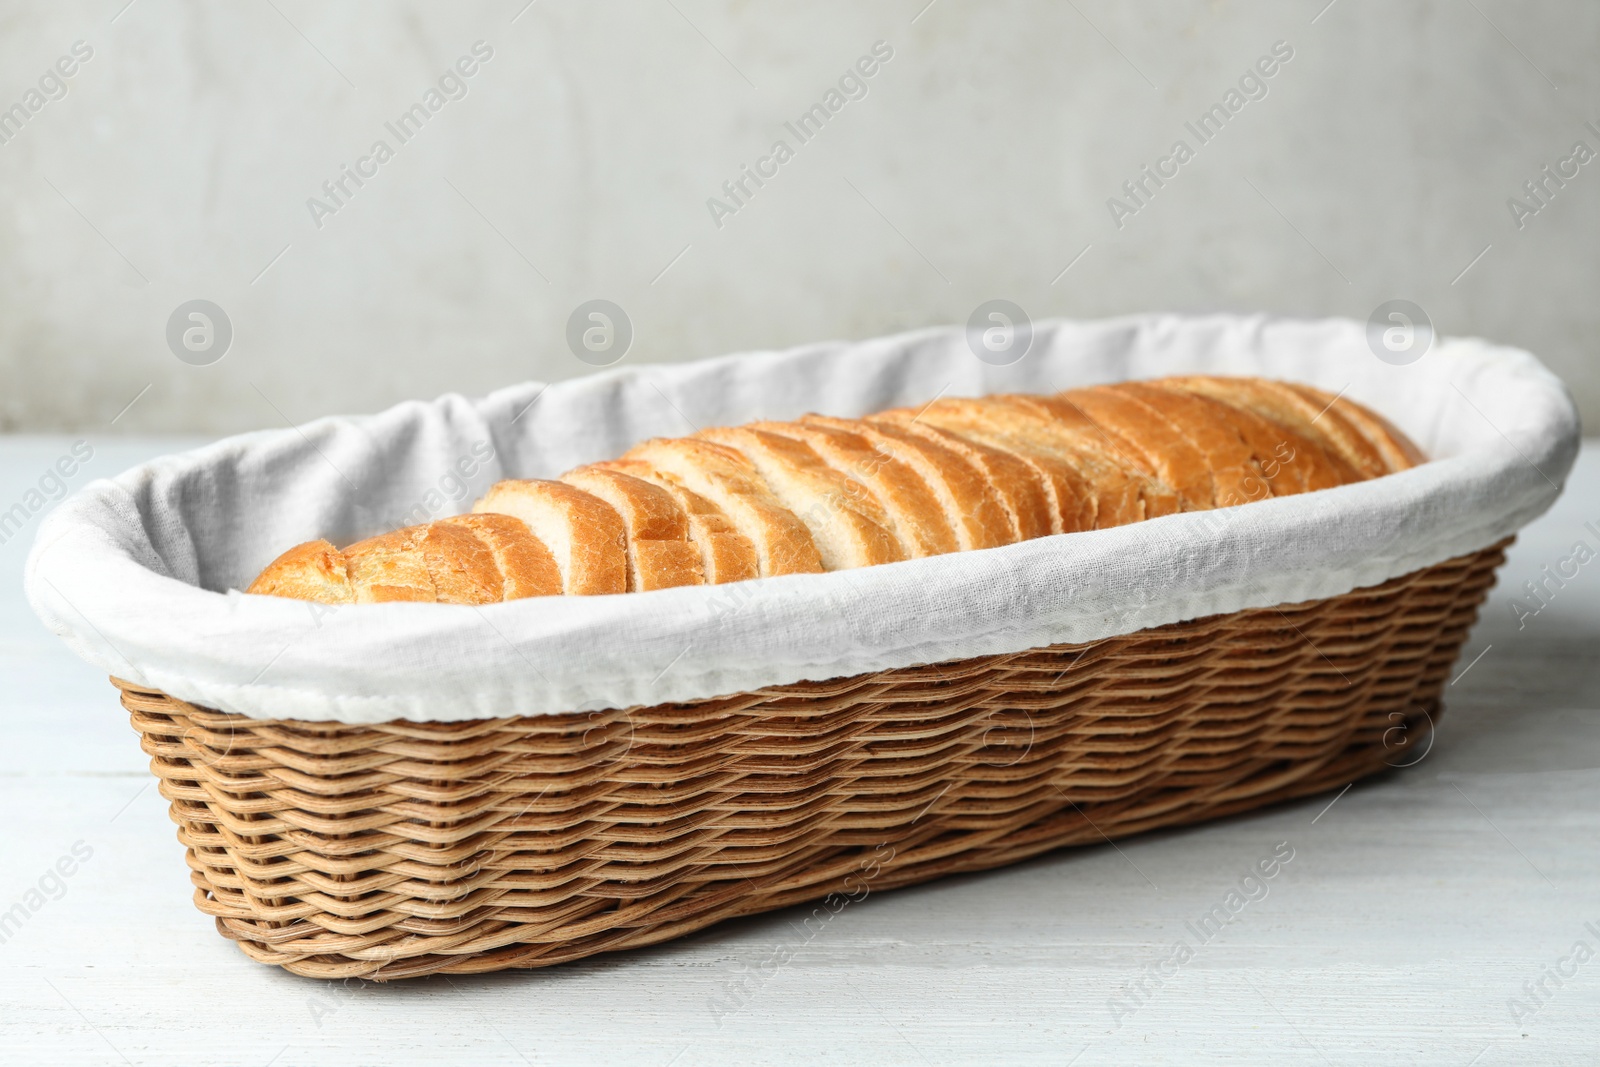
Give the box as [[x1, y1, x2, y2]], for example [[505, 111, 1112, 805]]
[[114, 538, 1507, 980]]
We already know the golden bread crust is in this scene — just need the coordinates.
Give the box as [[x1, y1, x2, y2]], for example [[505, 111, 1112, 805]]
[[763, 420, 959, 558], [562, 466, 706, 592], [473, 480, 626, 595], [245, 539, 355, 603], [808, 415, 1014, 551], [622, 437, 824, 578]]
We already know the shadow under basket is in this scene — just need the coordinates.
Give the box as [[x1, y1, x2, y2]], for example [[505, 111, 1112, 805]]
[[116, 540, 1508, 980]]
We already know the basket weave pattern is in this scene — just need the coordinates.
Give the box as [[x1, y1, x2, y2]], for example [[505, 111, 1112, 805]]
[[117, 542, 1505, 980]]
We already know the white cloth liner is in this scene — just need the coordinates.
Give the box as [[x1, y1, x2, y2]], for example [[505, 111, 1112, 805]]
[[24, 314, 1581, 724]]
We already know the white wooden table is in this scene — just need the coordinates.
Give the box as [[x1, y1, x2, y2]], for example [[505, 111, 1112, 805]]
[[3, 436, 1596, 1066]]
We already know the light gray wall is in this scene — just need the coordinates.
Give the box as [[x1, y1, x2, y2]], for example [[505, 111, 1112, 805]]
[[0, 0, 1594, 434]]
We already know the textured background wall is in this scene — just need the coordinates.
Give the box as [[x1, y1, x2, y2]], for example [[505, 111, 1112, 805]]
[[0, 0, 1594, 434]]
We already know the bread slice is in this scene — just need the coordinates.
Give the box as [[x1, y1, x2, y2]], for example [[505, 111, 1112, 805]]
[[1000, 394, 1182, 520], [1162, 376, 1365, 483], [594, 459, 760, 585], [1266, 384, 1389, 479], [473, 480, 627, 595], [562, 465, 705, 591], [761, 419, 958, 557], [1282, 383, 1425, 473], [411, 521, 505, 604], [883, 401, 1110, 529], [435, 512, 563, 600], [621, 438, 823, 577], [867, 413, 1058, 539], [247, 519, 560, 605], [1154, 381, 1345, 493], [912, 398, 1127, 527], [1217, 377, 1387, 480], [1109, 381, 1271, 507], [1066, 386, 1215, 510], [698, 425, 906, 570], [805, 415, 1014, 551], [246, 539, 355, 603], [342, 529, 438, 603]]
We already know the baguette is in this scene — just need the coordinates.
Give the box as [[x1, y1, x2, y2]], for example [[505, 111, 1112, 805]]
[[247, 376, 1425, 605]]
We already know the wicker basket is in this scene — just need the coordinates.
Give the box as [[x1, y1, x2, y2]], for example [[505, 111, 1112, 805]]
[[115, 539, 1507, 980]]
